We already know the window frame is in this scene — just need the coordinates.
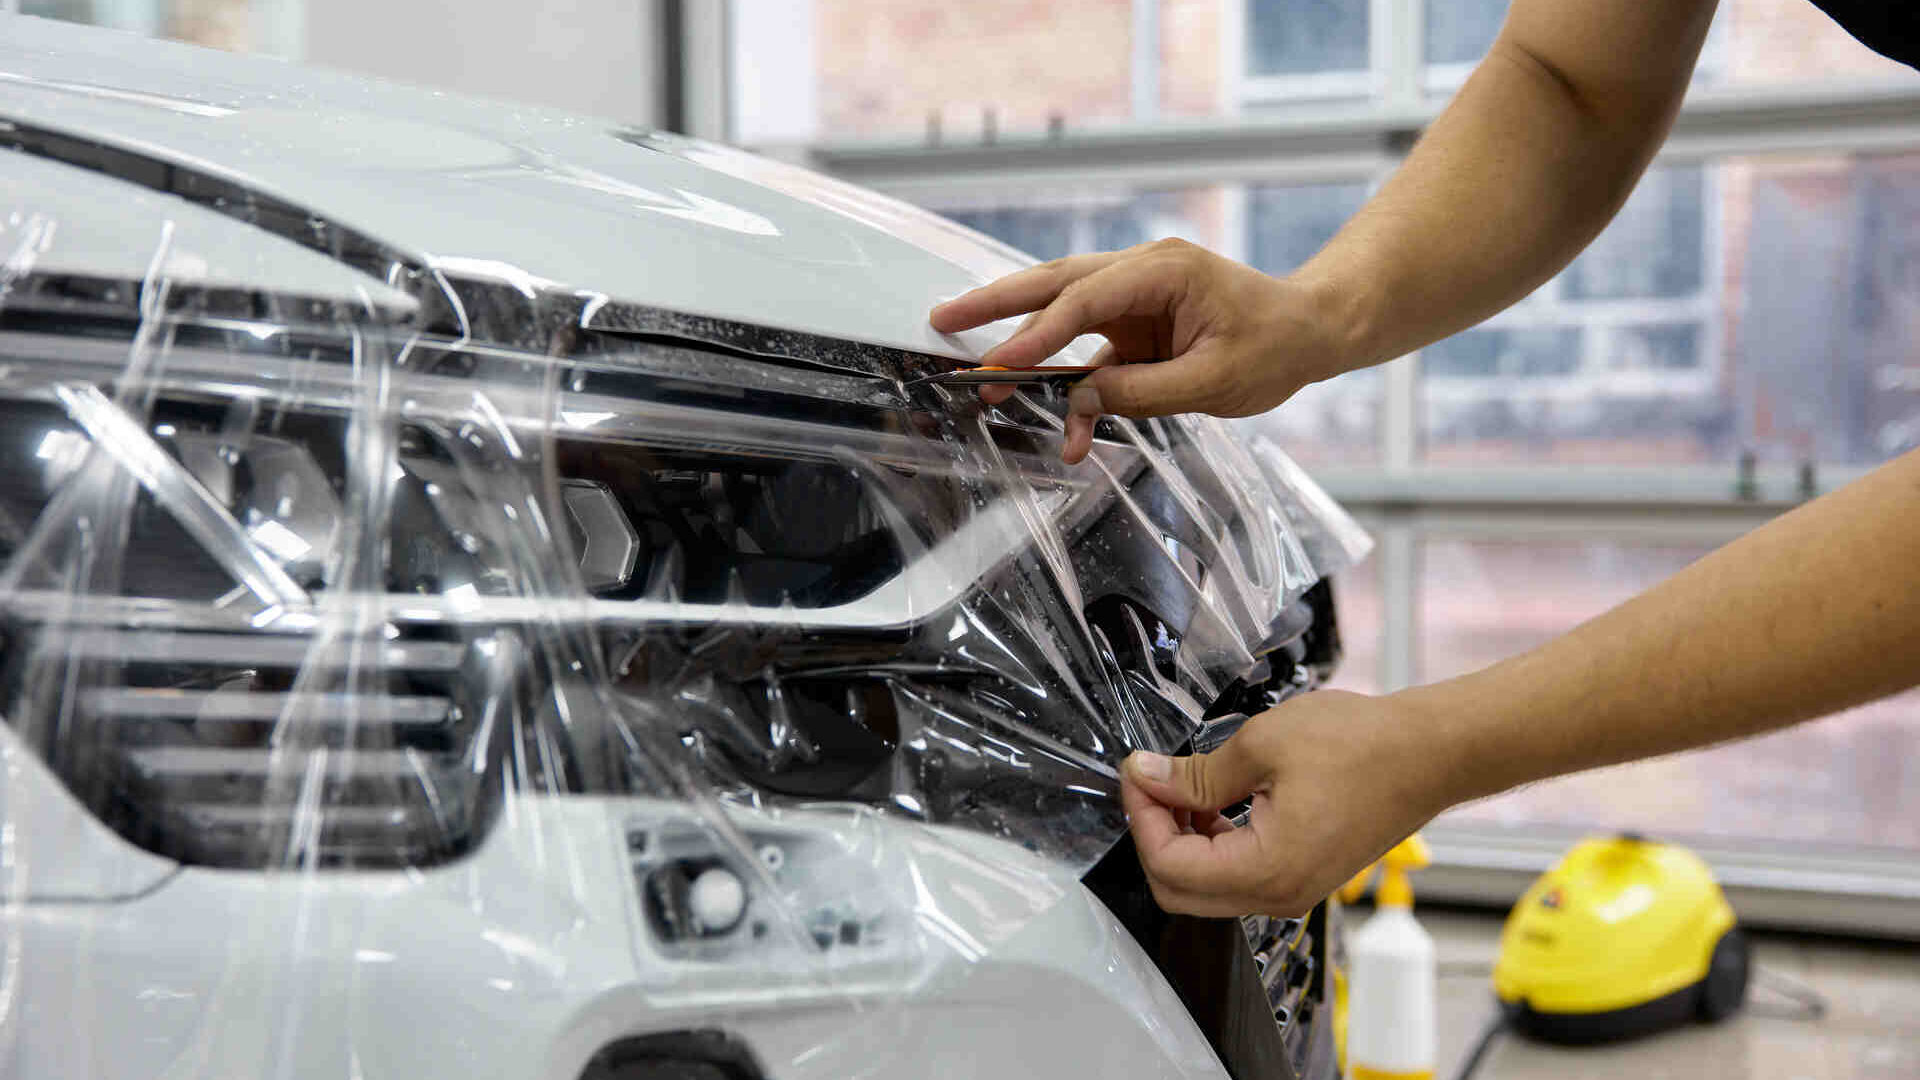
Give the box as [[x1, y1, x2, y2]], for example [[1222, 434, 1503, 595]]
[[1230, 0, 1417, 111]]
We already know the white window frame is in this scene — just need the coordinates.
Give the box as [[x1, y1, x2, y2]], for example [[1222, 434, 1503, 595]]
[[926, 188, 1228, 262], [1230, 0, 1421, 110]]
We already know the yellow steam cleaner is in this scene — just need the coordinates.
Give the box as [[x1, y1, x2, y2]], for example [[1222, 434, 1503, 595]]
[[1492, 833, 1750, 1043]]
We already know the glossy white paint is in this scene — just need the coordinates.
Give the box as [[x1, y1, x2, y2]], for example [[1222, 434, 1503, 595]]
[[0, 736, 1230, 1080], [0, 22, 1238, 1079], [0, 15, 1083, 363], [0, 147, 419, 312]]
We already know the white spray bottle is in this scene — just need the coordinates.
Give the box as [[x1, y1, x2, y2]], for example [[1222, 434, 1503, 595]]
[[1346, 833, 1436, 1080]]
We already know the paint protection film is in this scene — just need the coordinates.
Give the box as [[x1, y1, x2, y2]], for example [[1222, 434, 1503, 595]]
[[0, 200, 1367, 1078]]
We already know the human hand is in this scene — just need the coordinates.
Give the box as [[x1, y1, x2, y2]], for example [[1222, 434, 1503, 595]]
[[1119, 690, 1455, 917], [928, 239, 1361, 463]]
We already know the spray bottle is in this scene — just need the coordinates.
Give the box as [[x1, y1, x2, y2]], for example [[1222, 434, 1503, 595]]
[[1345, 833, 1435, 1080]]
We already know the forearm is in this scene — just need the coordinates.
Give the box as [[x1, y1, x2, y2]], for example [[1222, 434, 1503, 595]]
[[1401, 448, 1920, 806], [1295, 0, 1718, 373]]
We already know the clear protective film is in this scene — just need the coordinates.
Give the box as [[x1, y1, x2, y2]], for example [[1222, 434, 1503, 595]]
[[0, 37, 1369, 1080]]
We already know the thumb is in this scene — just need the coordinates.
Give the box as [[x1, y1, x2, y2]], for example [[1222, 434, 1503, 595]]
[[1069, 345, 1241, 420], [1122, 737, 1267, 812]]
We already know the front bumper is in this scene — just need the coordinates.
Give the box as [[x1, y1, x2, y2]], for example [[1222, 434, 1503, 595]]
[[0, 788, 1230, 1080]]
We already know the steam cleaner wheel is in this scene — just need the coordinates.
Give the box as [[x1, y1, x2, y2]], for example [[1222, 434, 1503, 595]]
[[1698, 928, 1751, 1022]]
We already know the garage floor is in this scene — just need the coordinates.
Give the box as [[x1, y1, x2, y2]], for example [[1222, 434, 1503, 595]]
[[1425, 910, 1920, 1079]]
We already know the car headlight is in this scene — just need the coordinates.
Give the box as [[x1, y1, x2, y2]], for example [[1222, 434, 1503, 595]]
[[0, 266, 1366, 878]]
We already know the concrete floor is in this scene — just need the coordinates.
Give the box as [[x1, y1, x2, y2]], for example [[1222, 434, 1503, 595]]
[[1424, 909, 1920, 1079]]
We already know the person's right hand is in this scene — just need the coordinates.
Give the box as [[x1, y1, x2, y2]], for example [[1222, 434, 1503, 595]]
[[1118, 689, 1457, 918], [928, 239, 1364, 463]]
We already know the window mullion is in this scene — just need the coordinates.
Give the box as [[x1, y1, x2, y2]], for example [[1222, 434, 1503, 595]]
[[1220, 183, 1250, 265], [1383, 352, 1419, 471], [677, 0, 732, 143], [1379, 516, 1418, 692], [1377, 0, 1422, 108], [1132, 0, 1162, 122]]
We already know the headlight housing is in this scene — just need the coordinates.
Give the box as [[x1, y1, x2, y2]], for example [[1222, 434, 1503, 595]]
[[0, 255, 1367, 876]]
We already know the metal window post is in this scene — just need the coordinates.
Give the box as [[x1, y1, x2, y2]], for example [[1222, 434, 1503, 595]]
[[1381, 0, 1422, 108], [1379, 346, 1420, 692], [1378, 518, 1418, 692], [250, 0, 305, 59], [1132, 0, 1161, 123], [668, 0, 732, 142]]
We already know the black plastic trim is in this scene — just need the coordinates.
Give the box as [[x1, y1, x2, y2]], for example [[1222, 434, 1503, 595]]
[[577, 1029, 765, 1080], [1506, 982, 1702, 1045]]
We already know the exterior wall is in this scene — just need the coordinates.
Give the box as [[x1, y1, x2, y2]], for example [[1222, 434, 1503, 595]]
[[1725, 0, 1915, 83], [815, 0, 1134, 140], [162, 0, 247, 51], [1159, 0, 1223, 118]]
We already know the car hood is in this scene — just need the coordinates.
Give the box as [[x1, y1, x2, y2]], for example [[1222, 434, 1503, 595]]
[[0, 14, 1044, 362]]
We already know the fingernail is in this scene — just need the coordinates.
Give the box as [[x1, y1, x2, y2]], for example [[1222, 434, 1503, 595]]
[[1128, 751, 1171, 782], [1068, 384, 1102, 415]]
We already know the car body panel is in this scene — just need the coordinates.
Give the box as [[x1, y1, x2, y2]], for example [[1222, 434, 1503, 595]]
[[0, 16, 1363, 1080], [0, 15, 1053, 363], [2, 791, 1226, 1080], [0, 150, 418, 312]]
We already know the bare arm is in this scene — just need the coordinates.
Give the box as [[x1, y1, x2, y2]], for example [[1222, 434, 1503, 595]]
[[1300, 0, 1720, 369], [929, 0, 1720, 461], [1410, 448, 1920, 807], [1120, 448, 1920, 916]]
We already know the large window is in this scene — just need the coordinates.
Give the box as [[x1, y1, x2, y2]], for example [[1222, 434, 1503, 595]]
[[1422, 164, 1719, 463], [1424, 152, 1920, 466], [1240, 179, 1382, 465], [1424, 537, 1920, 852], [1424, 0, 1503, 69], [1246, 0, 1368, 77], [937, 189, 1226, 265], [912, 149, 1920, 477], [1241, 0, 1372, 101], [733, 0, 1919, 146], [772, 0, 1920, 890], [1246, 179, 1369, 276]]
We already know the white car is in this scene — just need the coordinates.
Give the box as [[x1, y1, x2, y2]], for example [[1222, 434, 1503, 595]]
[[0, 15, 1370, 1080]]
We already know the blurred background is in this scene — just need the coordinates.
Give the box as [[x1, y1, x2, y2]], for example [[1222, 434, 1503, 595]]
[[19, 0, 1918, 928]]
